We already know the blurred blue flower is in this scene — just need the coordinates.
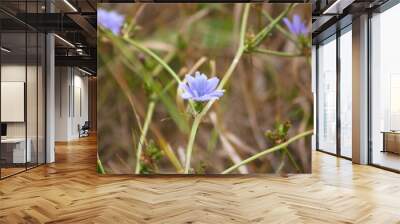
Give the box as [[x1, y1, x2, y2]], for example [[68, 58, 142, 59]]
[[179, 72, 224, 102], [98, 9, 125, 35], [283, 14, 308, 37]]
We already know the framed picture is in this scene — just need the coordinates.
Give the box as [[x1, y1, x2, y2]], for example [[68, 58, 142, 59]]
[[97, 3, 312, 175]]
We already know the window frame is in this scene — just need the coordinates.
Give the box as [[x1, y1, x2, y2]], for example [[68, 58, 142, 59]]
[[315, 21, 353, 161]]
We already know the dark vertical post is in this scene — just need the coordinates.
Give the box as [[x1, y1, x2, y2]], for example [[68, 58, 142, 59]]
[[25, 0, 28, 171], [44, 30, 47, 164], [316, 45, 320, 150], [367, 11, 372, 165], [352, 14, 369, 164], [36, 0, 39, 167], [336, 23, 341, 157], [0, 22, 2, 179]]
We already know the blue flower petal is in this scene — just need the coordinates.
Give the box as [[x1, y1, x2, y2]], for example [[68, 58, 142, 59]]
[[205, 77, 219, 93], [192, 95, 210, 102], [207, 90, 224, 98], [98, 9, 125, 35], [283, 18, 294, 34], [283, 14, 308, 37], [292, 15, 302, 34], [186, 75, 199, 96], [181, 91, 193, 99], [179, 72, 224, 102], [300, 24, 308, 35]]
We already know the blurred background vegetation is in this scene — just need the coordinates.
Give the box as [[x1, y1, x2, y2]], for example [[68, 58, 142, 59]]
[[98, 3, 312, 174]]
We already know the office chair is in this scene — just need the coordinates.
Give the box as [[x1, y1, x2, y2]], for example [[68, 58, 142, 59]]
[[79, 121, 90, 138]]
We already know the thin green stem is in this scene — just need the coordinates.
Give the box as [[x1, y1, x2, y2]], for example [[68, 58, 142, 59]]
[[221, 130, 313, 174], [101, 29, 185, 172], [183, 4, 251, 174], [247, 4, 294, 49], [207, 128, 219, 153], [262, 10, 299, 45], [124, 21, 135, 39], [253, 48, 302, 57], [152, 50, 177, 77], [97, 156, 106, 174], [122, 37, 182, 84], [135, 101, 156, 174], [100, 48, 144, 135], [184, 116, 202, 173], [276, 147, 301, 173], [285, 147, 301, 172], [157, 79, 176, 98], [124, 5, 146, 38], [218, 4, 250, 89], [121, 36, 198, 112], [104, 31, 191, 133], [276, 150, 287, 173]]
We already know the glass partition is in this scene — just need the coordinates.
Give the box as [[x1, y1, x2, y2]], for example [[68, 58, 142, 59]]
[[1, 30, 28, 177], [371, 3, 400, 171], [317, 36, 337, 154], [27, 30, 38, 169], [339, 27, 352, 158], [0, 1, 46, 179]]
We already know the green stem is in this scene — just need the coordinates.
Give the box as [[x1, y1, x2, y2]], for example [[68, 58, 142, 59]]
[[262, 10, 299, 45], [253, 48, 302, 57], [105, 32, 191, 133], [183, 4, 251, 174], [101, 30, 185, 172], [152, 50, 177, 77], [207, 128, 219, 153], [221, 130, 313, 174], [276, 147, 301, 173], [97, 156, 106, 174], [158, 79, 176, 98], [124, 21, 135, 38], [218, 4, 250, 89], [124, 5, 146, 38], [121, 36, 197, 112], [276, 150, 287, 173], [99, 49, 144, 131], [122, 37, 182, 84], [135, 101, 156, 174], [284, 147, 301, 172], [184, 116, 202, 173], [247, 4, 294, 49]]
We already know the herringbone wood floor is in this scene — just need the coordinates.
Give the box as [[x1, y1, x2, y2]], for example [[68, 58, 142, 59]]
[[1, 136, 400, 224]]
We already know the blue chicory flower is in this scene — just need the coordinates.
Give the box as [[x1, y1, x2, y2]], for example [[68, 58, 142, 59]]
[[97, 9, 125, 35], [179, 72, 224, 102], [283, 14, 308, 37]]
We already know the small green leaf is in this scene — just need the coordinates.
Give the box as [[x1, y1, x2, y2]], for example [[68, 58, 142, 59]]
[[146, 140, 164, 161], [139, 163, 153, 174]]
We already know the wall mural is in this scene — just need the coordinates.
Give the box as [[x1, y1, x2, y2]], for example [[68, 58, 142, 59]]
[[97, 3, 312, 175]]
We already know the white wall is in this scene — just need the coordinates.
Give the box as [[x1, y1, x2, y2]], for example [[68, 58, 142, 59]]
[[72, 73, 89, 138], [55, 67, 89, 141], [1, 65, 32, 138], [1, 65, 26, 134], [55, 67, 69, 141], [1, 63, 46, 164]]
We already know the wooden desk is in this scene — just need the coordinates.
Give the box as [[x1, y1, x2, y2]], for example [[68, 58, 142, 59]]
[[382, 131, 400, 154]]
